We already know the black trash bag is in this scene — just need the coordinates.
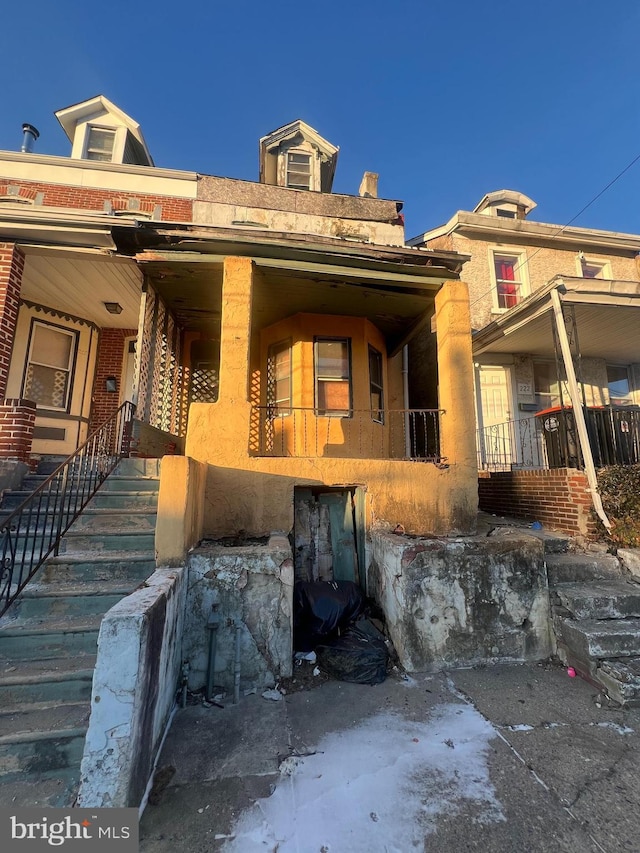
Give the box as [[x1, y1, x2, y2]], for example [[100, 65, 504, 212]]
[[293, 580, 365, 652], [315, 618, 389, 685]]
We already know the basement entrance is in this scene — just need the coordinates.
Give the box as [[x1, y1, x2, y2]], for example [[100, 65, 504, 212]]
[[293, 486, 366, 587]]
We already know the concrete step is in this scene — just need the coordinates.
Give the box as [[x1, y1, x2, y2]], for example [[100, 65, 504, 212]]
[[95, 476, 159, 493], [11, 580, 136, 620], [0, 613, 102, 660], [0, 769, 79, 807], [596, 657, 640, 706], [115, 457, 161, 477], [0, 507, 157, 532], [556, 616, 640, 661], [0, 700, 89, 739], [553, 580, 640, 620], [40, 553, 155, 583], [1, 487, 158, 512], [57, 529, 155, 554], [546, 552, 622, 585], [0, 657, 95, 704], [0, 723, 87, 779]]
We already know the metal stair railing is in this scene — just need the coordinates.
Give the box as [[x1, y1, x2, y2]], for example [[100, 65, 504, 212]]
[[0, 401, 136, 618]]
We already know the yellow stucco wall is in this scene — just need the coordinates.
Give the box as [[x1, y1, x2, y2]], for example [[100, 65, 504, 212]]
[[183, 257, 478, 539]]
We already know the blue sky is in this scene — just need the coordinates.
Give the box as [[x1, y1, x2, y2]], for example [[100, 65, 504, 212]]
[[2, 1, 639, 237]]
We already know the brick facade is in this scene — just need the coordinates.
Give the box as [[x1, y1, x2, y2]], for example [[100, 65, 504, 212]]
[[0, 242, 24, 399], [0, 181, 192, 222], [0, 398, 36, 462], [90, 328, 137, 432], [478, 468, 597, 538]]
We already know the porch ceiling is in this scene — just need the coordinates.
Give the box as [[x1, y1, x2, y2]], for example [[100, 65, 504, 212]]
[[20, 246, 142, 329], [141, 259, 436, 343], [473, 300, 640, 362]]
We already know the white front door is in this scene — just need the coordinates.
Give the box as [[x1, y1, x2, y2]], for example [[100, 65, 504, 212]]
[[477, 366, 514, 468]]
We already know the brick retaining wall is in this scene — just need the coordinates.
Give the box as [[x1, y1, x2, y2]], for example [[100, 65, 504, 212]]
[[478, 468, 597, 538]]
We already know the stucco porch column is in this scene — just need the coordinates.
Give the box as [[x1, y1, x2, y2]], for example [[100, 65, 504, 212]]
[[184, 256, 254, 465], [435, 279, 477, 476], [0, 243, 25, 399]]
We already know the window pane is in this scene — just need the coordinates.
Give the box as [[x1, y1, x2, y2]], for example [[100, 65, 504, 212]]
[[267, 341, 291, 411], [86, 127, 115, 162], [533, 362, 561, 409], [24, 364, 69, 409], [316, 340, 349, 378], [497, 282, 520, 309], [318, 380, 350, 412], [286, 152, 311, 189], [31, 324, 73, 369], [369, 347, 382, 386], [582, 262, 604, 279], [607, 365, 631, 405]]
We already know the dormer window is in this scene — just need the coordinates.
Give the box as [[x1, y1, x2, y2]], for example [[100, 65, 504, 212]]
[[260, 120, 338, 193], [85, 127, 116, 162], [286, 152, 312, 190], [55, 95, 154, 167]]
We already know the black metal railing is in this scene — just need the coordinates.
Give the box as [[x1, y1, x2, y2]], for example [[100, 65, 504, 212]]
[[0, 401, 135, 618], [477, 406, 640, 471], [250, 407, 442, 460]]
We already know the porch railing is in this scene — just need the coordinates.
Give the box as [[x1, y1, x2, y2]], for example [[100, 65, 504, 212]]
[[477, 406, 640, 471], [250, 407, 443, 460], [0, 401, 135, 618]]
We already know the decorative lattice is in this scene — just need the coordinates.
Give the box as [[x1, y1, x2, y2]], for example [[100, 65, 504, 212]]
[[189, 366, 219, 403]]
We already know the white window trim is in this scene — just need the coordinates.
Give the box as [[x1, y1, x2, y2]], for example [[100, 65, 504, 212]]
[[488, 247, 530, 313], [73, 123, 128, 164], [575, 255, 613, 279]]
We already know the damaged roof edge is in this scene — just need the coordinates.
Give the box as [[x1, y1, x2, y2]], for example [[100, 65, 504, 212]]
[[112, 221, 470, 276]]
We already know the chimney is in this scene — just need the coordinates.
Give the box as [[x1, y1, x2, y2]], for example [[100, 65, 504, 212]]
[[358, 171, 378, 198], [21, 124, 39, 154]]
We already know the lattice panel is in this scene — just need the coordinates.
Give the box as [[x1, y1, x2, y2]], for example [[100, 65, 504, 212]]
[[148, 298, 164, 429], [136, 288, 155, 421], [189, 367, 219, 403]]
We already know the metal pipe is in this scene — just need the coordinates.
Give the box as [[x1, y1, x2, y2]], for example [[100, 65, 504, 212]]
[[234, 624, 242, 704], [205, 604, 220, 702]]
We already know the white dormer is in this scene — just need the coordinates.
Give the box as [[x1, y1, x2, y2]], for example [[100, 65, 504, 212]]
[[473, 190, 536, 220], [55, 95, 154, 167], [259, 120, 338, 193]]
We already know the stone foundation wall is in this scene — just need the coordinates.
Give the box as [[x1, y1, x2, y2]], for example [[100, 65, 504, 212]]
[[369, 530, 552, 672]]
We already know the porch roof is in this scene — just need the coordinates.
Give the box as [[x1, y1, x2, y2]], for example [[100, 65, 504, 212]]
[[472, 276, 640, 362], [115, 222, 470, 350]]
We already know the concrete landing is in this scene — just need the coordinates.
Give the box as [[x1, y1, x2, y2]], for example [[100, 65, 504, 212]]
[[139, 662, 640, 852]]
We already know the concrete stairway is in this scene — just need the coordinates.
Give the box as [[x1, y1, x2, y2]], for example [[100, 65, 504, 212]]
[[548, 548, 640, 706], [0, 457, 160, 806]]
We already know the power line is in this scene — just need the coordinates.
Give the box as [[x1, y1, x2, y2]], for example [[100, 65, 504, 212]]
[[466, 151, 640, 310]]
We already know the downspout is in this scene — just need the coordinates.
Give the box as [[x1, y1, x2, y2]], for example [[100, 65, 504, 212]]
[[402, 345, 411, 457], [550, 286, 611, 530]]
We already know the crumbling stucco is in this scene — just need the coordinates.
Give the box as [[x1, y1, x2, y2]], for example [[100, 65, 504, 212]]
[[184, 534, 294, 694], [369, 531, 551, 671]]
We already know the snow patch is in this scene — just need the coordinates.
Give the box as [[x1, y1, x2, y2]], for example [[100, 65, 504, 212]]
[[594, 722, 635, 735], [223, 704, 504, 852]]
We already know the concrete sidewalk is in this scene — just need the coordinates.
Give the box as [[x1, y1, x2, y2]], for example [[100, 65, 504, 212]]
[[139, 662, 640, 852]]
